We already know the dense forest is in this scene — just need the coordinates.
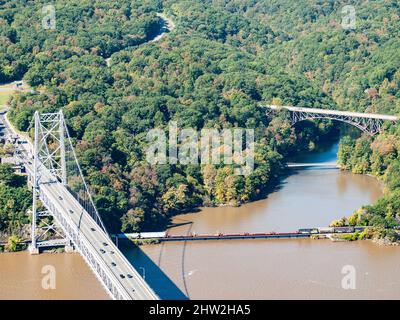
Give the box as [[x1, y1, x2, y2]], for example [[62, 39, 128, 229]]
[[1, 0, 399, 238], [0, 164, 31, 239]]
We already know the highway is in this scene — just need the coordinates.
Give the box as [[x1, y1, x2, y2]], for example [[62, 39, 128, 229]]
[[0, 109, 158, 300]]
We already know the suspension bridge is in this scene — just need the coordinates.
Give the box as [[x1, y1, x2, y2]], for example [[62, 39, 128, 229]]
[[2, 110, 158, 300], [262, 105, 398, 136]]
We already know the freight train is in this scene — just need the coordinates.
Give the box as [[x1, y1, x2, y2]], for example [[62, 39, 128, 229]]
[[119, 226, 367, 241]]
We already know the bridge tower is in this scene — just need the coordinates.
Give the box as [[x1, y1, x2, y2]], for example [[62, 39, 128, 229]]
[[28, 110, 107, 254]]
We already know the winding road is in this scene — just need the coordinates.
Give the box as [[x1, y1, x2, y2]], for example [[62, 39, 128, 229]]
[[105, 12, 175, 67]]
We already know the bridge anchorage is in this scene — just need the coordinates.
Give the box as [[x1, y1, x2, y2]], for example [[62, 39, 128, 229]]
[[262, 105, 399, 136], [15, 110, 158, 300]]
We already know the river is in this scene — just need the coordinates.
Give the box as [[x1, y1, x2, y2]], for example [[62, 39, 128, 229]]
[[1, 142, 399, 299], [125, 142, 400, 300]]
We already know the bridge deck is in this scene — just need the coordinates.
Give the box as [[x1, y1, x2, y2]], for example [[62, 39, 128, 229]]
[[263, 105, 398, 121], [24, 158, 157, 299]]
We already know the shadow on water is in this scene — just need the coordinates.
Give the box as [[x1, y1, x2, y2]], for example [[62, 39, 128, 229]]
[[122, 244, 188, 300], [167, 220, 193, 229], [289, 166, 339, 173]]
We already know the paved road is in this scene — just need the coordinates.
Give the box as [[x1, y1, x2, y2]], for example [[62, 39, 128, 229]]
[[0, 108, 12, 138], [1, 110, 158, 300]]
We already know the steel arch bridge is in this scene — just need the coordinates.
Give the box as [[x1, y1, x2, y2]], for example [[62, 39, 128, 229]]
[[262, 105, 399, 136]]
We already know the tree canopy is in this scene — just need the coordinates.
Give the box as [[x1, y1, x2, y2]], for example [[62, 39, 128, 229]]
[[1, 0, 399, 233]]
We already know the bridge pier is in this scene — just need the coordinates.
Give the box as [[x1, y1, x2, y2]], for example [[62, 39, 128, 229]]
[[28, 244, 39, 255], [64, 241, 75, 253]]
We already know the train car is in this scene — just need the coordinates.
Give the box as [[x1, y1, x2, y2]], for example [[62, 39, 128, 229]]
[[298, 228, 318, 234], [140, 232, 166, 239], [333, 227, 355, 233], [164, 234, 188, 239], [225, 233, 246, 237], [354, 226, 367, 232], [318, 227, 335, 234]]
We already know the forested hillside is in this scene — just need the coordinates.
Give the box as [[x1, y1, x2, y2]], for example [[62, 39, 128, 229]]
[[0, 0, 163, 83], [1, 0, 399, 235], [0, 164, 31, 239]]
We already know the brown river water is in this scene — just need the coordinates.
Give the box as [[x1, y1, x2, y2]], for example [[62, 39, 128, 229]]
[[1, 142, 399, 299]]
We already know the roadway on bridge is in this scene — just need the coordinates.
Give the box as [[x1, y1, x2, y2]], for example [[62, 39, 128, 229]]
[[1, 110, 158, 300], [38, 168, 157, 300]]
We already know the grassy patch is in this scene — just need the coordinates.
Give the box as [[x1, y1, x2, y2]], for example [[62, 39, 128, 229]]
[[0, 91, 12, 106], [337, 232, 360, 241], [0, 84, 15, 108]]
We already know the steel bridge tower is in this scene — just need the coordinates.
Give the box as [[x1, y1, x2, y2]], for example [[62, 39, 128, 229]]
[[29, 110, 107, 253], [13, 110, 158, 299]]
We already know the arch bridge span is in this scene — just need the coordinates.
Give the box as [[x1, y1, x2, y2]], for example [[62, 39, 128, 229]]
[[262, 105, 398, 136]]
